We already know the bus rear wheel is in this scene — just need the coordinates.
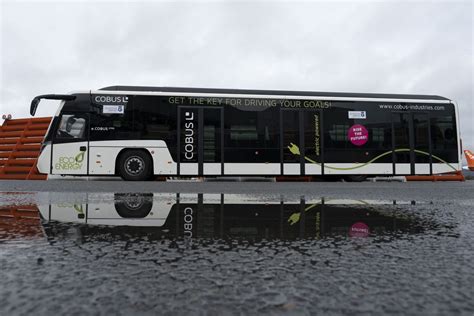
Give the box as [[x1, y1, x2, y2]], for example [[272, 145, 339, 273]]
[[344, 175, 368, 182], [118, 150, 153, 181]]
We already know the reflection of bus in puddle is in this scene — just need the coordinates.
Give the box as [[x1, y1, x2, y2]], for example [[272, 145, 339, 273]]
[[38, 194, 426, 241]]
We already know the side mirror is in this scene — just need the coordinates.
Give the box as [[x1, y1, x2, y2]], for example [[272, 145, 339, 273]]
[[30, 94, 76, 116], [30, 98, 40, 116]]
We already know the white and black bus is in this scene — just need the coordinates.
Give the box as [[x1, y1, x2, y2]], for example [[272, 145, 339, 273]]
[[30, 86, 462, 181]]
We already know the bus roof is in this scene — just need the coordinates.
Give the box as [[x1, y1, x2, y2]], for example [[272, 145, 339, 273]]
[[99, 85, 450, 101]]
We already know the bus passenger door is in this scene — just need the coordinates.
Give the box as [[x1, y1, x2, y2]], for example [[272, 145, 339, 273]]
[[303, 109, 323, 175], [413, 113, 431, 175], [281, 109, 323, 176], [51, 113, 89, 175], [392, 112, 431, 175], [281, 109, 301, 175], [178, 107, 223, 176], [202, 108, 223, 175]]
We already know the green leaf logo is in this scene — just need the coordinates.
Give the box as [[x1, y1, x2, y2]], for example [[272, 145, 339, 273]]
[[73, 204, 84, 213], [75, 151, 85, 163]]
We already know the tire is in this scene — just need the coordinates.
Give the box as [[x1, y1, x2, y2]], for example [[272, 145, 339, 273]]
[[114, 193, 153, 218], [344, 175, 368, 182], [118, 150, 153, 181]]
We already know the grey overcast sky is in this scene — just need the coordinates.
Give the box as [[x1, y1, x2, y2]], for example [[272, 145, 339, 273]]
[[1, 0, 473, 152]]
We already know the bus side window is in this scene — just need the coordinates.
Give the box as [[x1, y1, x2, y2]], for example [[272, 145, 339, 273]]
[[56, 114, 86, 139]]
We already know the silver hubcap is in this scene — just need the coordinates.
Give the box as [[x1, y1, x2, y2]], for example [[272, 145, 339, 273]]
[[125, 156, 145, 176], [125, 200, 143, 209], [124, 194, 145, 209]]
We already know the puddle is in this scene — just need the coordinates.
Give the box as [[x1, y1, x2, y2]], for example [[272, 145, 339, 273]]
[[1, 193, 438, 242], [0, 192, 472, 315]]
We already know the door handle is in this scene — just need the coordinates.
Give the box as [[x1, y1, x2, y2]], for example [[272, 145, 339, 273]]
[[80, 146, 87, 152]]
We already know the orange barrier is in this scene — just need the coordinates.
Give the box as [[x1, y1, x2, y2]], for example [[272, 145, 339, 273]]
[[405, 171, 465, 182], [0, 117, 52, 180], [465, 150, 474, 171]]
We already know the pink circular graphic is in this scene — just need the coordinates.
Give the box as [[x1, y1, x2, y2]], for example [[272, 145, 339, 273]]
[[348, 124, 368, 146], [349, 222, 370, 237]]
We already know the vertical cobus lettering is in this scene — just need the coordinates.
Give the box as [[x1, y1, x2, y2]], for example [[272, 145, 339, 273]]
[[183, 112, 195, 160], [183, 207, 193, 237]]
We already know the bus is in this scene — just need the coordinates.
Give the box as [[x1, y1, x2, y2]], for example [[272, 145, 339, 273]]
[[30, 86, 462, 181]]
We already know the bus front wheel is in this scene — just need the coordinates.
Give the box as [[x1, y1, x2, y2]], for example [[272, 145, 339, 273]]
[[118, 150, 153, 181], [114, 193, 153, 217]]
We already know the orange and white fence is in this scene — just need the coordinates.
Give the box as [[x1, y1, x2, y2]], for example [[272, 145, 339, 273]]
[[0, 117, 52, 180]]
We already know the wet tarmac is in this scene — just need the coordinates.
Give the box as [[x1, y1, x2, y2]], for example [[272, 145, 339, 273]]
[[1, 190, 474, 315]]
